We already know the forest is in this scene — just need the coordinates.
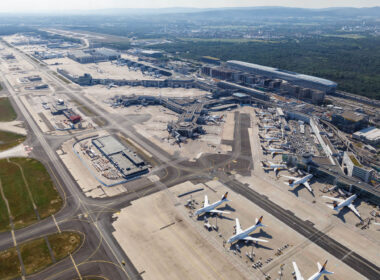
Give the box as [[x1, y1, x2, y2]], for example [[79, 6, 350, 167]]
[[154, 36, 380, 100]]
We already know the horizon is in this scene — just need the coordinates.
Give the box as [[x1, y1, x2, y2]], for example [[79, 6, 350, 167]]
[[0, 0, 380, 13]]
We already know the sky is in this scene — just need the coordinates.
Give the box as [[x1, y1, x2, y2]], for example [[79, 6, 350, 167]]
[[0, 0, 379, 13]]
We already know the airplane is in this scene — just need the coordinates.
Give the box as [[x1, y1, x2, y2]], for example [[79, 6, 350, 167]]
[[322, 194, 361, 219], [256, 111, 271, 117], [227, 216, 268, 244], [261, 145, 285, 158], [292, 260, 334, 280], [281, 174, 314, 193], [258, 134, 279, 144], [205, 115, 224, 123], [194, 192, 230, 216], [261, 161, 287, 176], [258, 123, 276, 133], [261, 118, 273, 123], [107, 83, 118, 89]]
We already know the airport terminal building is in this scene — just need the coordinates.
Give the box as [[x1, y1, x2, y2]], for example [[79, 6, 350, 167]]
[[92, 135, 148, 179], [226, 60, 337, 94]]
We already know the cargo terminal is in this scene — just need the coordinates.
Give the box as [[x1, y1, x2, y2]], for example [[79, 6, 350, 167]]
[[92, 135, 149, 179]]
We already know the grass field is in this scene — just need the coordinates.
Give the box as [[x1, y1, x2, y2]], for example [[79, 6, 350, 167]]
[[21, 238, 52, 275], [0, 97, 17, 122], [11, 158, 63, 219], [0, 231, 82, 278], [0, 130, 26, 151], [0, 193, 10, 231], [0, 247, 20, 280], [0, 160, 37, 229], [48, 232, 82, 261], [0, 158, 63, 231]]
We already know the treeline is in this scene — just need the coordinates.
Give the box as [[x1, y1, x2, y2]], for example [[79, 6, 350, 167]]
[[153, 37, 380, 100]]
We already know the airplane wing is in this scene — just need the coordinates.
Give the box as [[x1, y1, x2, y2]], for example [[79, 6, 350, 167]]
[[317, 262, 322, 271], [243, 236, 268, 243], [209, 210, 230, 215], [302, 181, 313, 193], [204, 195, 209, 207], [322, 196, 344, 203], [348, 204, 361, 219], [235, 218, 242, 234], [292, 262, 304, 280]]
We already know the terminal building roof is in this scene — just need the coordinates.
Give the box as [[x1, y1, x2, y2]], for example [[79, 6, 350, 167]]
[[227, 60, 337, 87]]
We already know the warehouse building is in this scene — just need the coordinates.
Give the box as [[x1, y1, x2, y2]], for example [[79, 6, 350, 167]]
[[68, 48, 120, 64], [331, 111, 369, 133], [353, 127, 380, 145], [92, 135, 148, 179], [226, 60, 337, 94]]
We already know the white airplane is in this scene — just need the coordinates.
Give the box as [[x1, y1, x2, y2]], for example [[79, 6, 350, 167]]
[[227, 216, 268, 244], [261, 118, 273, 123], [258, 123, 276, 132], [322, 194, 361, 219], [261, 145, 285, 158], [256, 111, 272, 117], [261, 161, 287, 176], [293, 260, 334, 280], [205, 115, 224, 123], [281, 174, 314, 193], [194, 192, 230, 216], [258, 134, 279, 144]]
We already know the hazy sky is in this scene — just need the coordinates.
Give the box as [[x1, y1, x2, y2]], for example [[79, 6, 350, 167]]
[[0, 0, 379, 12]]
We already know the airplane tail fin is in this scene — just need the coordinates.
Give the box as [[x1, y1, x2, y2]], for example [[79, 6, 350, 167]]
[[319, 260, 334, 275], [258, 134, 263, 139], [221, 192, 228, 201], [333, 201, 338, 209], [255, 216, 265, 227], [261, 145, 267, 152]]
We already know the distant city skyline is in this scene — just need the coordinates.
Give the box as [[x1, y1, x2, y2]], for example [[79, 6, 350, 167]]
[[0, 0, 379, 13]]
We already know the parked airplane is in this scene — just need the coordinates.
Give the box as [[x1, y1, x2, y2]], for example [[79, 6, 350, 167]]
[[261, 118, 273, 123], [293, 260, 334, 280], [281, 174, 314, 193], [261, 161, 287, 176], [194, 192, 230, 216], [258, 134, 279, 144], [322, 194, 361, 219], [256, 111, 272, 117], [106, 83, 118, 89], [261, 145, 285, 158], [258, 123, 276, 132], [227, 216, 268, 244], [205, 115, 224, 123]]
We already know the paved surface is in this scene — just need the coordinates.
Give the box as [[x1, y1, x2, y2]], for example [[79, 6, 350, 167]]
[[0, 41, 378, 280]]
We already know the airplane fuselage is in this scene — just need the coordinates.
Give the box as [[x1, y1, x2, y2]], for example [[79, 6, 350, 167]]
[[335, 194, 357, 211], [291, 174, 313, 187], [195, 200, 225, 216], [227, 225, 259, 244]]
